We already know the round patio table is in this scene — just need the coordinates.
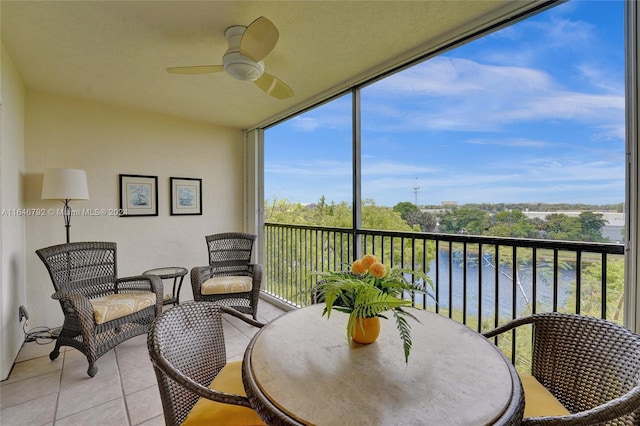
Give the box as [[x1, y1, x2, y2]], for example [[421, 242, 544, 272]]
[[243, 304, 524, 425]]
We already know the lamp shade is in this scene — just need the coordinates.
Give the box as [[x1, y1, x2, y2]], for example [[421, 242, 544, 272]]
[[41, 168, 89, 200]]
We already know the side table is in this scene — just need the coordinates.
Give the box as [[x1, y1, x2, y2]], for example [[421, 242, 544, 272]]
[[143, 267, 188, 306]]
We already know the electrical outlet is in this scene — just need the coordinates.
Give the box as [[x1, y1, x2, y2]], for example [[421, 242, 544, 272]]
[[18, 305, 29, 322]]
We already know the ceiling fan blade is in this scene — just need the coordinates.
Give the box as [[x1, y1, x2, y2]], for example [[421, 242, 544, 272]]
[[240, 16, 279, 62], [254, 73, 294, 99], [166, 65, 224, 74]]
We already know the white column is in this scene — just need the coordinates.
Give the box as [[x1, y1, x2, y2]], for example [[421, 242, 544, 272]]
[[625, 0, 639, 332], [244, 128, 264, 266]]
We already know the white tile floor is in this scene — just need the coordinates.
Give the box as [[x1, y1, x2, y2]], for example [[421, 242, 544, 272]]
[[0, 301, 286, 426]]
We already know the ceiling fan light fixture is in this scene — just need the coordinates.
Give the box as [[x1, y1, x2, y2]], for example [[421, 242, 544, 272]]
[[167, 17, 293, 98], [223, 51, 264, 81]]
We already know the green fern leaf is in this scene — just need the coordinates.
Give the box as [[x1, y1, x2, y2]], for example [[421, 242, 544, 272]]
[[394, 311, 413, 363]]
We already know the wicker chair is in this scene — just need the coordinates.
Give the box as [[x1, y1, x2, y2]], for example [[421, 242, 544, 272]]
[[191, 232, 262, 319], [483, 312, 640, 425], [36, 241, 163, 377], [148, 302, 265, 426]]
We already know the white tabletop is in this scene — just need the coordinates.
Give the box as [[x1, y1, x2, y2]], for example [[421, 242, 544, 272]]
[[244, 304, 521, 425]]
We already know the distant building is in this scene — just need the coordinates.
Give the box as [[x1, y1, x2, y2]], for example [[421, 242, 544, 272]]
[[522, 211, 625, 243]]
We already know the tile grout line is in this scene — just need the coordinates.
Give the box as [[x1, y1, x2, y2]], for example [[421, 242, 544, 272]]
[[114, 346, 133, 426], [54, 351, 127, 425], [51, 349, 64, 425]]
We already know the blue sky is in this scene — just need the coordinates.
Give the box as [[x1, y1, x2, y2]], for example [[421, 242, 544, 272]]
[[265, 1, 625, 207]]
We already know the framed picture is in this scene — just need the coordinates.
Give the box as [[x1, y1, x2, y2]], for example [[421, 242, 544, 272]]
[[170, 177, 202, 215], [119, 174, 158, 217]]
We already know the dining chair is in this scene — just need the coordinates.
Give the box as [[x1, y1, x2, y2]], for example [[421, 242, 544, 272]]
[[147, 302, 265, 426], [483, 312, 640, 425], [36, 241, 163, 377], [191, 232, 262, 319]]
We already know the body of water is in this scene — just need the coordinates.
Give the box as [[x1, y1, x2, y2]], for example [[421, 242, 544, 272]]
[[412, 250, 578, 320]]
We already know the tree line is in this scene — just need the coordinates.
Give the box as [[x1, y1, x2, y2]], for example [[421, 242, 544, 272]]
[[396, 202, 612, 242], [266, 196, 617, 243]]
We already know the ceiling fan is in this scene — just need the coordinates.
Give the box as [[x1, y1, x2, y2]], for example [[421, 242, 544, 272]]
[[167, 17, 294, 100]]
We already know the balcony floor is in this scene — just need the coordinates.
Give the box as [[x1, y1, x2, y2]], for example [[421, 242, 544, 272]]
[[0, 300, 287, 425]]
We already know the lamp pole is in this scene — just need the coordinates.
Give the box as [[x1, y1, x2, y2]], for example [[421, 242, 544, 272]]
[[62, 199, 71, 243]]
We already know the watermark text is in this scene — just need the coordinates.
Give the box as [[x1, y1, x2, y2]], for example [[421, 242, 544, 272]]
[[1, 208, 127, 217]]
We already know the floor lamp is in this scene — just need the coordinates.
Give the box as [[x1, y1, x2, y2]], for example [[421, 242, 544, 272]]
[[42, 168, 89, 243]]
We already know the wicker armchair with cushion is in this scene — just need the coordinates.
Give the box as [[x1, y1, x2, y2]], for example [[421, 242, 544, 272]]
[[483, 312, 640, 425], [191, 232, 262, 319], [36, 241, 163, 377], [148, 302, 265, 426]]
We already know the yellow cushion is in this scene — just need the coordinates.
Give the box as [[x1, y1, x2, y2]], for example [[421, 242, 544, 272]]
[[520, 374, 571, 418], [89, 292, 156, 324], [182, 361, 265, 426], [202, 276, 253, 295]]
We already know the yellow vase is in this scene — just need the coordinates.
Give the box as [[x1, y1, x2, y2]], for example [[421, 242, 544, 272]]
[[351, 317, 381, 344]]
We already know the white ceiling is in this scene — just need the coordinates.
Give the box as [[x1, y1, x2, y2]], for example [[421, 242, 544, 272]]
[[1, 1, 542, 130]]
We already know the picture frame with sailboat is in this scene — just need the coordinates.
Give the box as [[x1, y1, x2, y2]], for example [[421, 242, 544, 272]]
[[170, 177, 202, 216], [119, 174, 158, 217]]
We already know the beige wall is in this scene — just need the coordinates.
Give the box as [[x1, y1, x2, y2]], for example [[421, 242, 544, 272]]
[[1, 47, 28, 379], [23, 90, 244, 330]]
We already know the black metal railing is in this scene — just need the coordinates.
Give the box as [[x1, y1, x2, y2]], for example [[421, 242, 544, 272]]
[[263, 222, 625, 368]]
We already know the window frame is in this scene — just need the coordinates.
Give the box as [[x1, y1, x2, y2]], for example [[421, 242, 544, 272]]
[[251, 0, 639, 331]]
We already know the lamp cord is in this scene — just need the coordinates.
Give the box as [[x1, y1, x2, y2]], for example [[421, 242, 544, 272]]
[[23, 322, 58, 344]]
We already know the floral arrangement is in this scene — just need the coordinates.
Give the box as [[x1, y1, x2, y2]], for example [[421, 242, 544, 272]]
[[314, 254, 433, 363]]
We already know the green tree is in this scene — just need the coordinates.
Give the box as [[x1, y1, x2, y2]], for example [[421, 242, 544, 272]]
[[393, 202, 418, 219], [578, 212, 608, 242], [438, 207, 490, 235], [486, 211, 537, 238], [405, 210, 437, 232], [362, 199, 413, 231], [266, 196, 354, 227], [266, 196, 310, 224], [541, 212, 608, 242], [542, 213, 581, 240], [267, 197, 414, 232]]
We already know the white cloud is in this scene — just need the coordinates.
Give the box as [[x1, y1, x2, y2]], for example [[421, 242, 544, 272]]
[[528, 15, 594, 49], [287, 96, 352, 132], [576, 63, 624, 93], [464, 138, 552, 148], [511, 91, 623, 122], [265, 160, 350, 177], [291, 117, 321, 132], [267, 159, 436, 179], [432, 180, 624, 205], [363, 57, 624, 135], [362, 161, 435, 176], [591, 124, 626, 142], [370, 57, 555, 97], [375, 154, 625, 205]]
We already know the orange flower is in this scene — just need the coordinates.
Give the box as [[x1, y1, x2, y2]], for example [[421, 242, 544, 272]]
[[360, 254, 378, 269], [368, 261, 387, 278], [351, 259, 367, 275]]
